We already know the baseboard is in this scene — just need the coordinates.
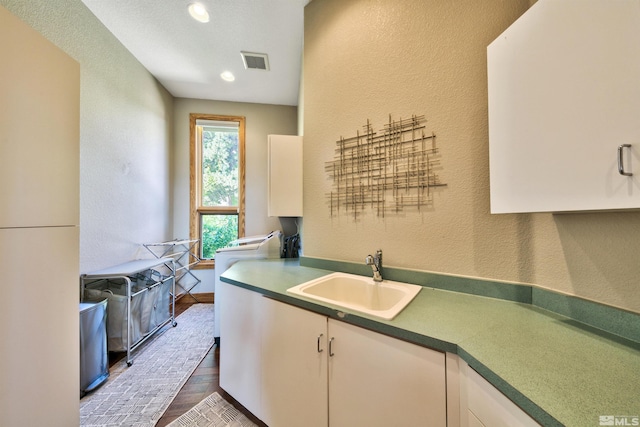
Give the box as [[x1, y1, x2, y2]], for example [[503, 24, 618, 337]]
[[176, 292, 214, 304]]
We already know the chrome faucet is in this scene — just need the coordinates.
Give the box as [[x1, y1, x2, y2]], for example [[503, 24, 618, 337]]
[[365, 249, 383, 282]]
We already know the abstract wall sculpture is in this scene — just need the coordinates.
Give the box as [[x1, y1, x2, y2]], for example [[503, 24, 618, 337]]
[[326, 115, 446, 219]]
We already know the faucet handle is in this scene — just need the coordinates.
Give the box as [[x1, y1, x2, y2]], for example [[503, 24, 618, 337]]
[[367, 250, 383, 282]]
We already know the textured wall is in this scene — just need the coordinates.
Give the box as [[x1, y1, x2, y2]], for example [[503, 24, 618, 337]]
[[303, 0, 640, 313], [0, 0, 174, 273], [173, 98, 298, 292]]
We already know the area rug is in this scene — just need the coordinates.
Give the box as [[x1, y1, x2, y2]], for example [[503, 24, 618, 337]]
[[167, 392, 257, 427], [80, 304, 215, 427]]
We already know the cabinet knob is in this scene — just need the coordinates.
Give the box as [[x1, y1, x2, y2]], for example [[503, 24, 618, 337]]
[[317, 334, 324, 353], [618, 144, 633, 176], [329, 337, 335, 357]]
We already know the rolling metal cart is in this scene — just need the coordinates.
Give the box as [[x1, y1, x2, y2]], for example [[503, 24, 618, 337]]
[[81, 258, 176, 366]]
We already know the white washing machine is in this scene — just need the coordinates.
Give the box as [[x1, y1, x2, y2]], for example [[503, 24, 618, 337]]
[[214, 231, 283, 340]]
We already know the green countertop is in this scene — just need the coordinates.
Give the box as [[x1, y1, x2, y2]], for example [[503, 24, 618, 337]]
[[220, 259, 640, 427]]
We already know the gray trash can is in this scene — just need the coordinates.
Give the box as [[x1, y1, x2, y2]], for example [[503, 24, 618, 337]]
[[80, 299, 109, 397]]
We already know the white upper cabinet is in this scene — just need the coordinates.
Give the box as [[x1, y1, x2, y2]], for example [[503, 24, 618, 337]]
[[268, 134, 303, 217], [488, 0, 640, 213], [0, 10, 80, 227]]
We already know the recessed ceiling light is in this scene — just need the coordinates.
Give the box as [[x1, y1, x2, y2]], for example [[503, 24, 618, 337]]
[[220, 71, 235, 82], [188, 2, 210, 23]]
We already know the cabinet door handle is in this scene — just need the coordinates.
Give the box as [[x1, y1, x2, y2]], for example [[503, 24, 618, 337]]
[[317, 334, 324, 353], [329, 337, 335, 357], [618, 144, 633, 176]]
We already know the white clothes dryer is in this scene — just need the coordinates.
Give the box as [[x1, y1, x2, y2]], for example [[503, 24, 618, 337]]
[[214, 231, 282, 341]]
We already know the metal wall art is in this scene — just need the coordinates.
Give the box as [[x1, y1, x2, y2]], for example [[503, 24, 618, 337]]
[[326, 114, 446, 219]]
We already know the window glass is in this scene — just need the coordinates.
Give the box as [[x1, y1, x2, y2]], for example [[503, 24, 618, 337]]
[[190, 115, 245, 265], [200, 123, 239, 207], [200, 213, 238, 260]]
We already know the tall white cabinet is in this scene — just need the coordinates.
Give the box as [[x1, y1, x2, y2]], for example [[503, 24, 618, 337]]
[[488, 0, 640, 213], [0, 6, 80, 427]]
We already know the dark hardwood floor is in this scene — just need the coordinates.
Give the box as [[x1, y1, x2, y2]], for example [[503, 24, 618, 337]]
[[108, 300, 267, 427]]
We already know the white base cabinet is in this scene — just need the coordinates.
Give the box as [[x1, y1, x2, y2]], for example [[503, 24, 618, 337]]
[[327, 319, 446, 427], [220, 283, 542, 427], [261, 297, 328, 427], [218, 282, 264, 419], [220, 286, 447, 426], [458, 358, 540, 427], [261, 298, 447, 427]]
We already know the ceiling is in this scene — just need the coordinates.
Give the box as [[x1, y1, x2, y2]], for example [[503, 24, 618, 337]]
[[82, 0, 308, 106]]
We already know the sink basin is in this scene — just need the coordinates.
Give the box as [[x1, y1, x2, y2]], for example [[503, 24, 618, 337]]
[[286, 272, 421, 320]]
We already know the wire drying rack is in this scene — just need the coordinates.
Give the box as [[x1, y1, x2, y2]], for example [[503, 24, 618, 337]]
[[142, 239, 201, 301], [326, 114, 446, 219]]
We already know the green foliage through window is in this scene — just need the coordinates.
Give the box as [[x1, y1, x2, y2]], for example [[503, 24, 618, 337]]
[[198, 124, 240, 259], [201, 214, 238, 259], [201, 128, 238, 207]]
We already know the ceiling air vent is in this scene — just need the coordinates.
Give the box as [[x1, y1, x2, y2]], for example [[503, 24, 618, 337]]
[[241, 51, 270, 71]]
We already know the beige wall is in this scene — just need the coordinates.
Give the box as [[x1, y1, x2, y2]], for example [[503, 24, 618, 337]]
[[172, 98, 298, 292], [303, 0, 640, 314]]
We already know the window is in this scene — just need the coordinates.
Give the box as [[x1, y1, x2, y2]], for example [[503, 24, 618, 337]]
[[190, 113, 245, 267]]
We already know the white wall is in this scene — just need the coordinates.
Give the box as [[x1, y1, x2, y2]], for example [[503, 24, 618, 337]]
[[303, 0, 640, 314], [173, 98, 298, 292], [0, 0, 175, 274]]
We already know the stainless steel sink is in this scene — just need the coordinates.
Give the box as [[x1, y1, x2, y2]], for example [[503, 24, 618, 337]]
[[286, 272, 421, 320]]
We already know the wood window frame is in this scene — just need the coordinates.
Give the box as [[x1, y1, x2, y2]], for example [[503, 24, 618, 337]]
[[189, 113, 246, 269]]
